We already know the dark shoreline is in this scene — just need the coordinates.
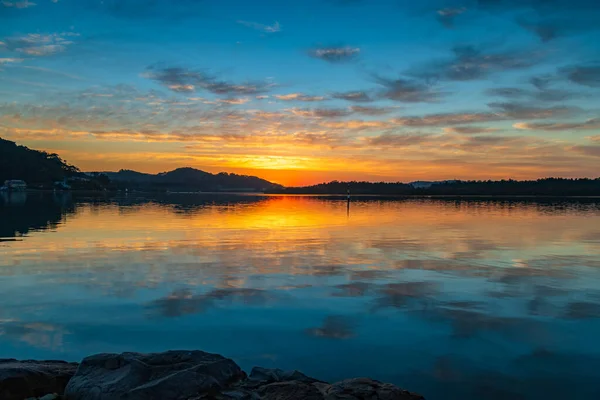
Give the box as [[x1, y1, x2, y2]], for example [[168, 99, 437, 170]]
[[11, 189, 600, 199]]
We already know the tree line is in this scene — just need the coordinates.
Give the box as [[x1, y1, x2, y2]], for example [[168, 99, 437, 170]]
[[268, 178, 600, 196]]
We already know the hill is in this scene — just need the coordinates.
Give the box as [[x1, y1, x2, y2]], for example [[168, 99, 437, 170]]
[[0, 137, 80, 186], [98, 168, 281, 192], [0, 138, 281, 192]]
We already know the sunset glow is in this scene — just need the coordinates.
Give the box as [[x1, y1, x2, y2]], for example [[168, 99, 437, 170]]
[[1, 0, 599, 186]]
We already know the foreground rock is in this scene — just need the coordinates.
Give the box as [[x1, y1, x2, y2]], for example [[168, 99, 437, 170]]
[[0, 359, 78, 400], [64, 350, 245, 400], [10, 350, 426, 400]]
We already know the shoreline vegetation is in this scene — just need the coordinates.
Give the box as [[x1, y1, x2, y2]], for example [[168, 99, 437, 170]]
[[2, 137, 600, 197], [0, 350, 425, 400]]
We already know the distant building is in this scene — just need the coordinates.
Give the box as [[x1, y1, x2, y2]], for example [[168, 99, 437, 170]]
[[0, 180, 27, 191], [54, 179, 71, 191]]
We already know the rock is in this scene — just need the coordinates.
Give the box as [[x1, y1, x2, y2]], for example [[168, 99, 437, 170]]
[[0, 359, 78, 400], [39, 394, 60, 400], [258, 381, 325, 400], [246, 369, 424, 400], [323, 378, 425, 400], [218, 389, 261, 399], [64, 350, 245, 400], [247, 367, 324, 386]]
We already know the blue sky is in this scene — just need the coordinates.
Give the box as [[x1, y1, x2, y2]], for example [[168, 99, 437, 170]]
[[0, 0, 599, 185]]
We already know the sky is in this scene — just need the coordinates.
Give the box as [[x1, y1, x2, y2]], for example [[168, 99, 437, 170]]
[[0, 0, 599, 186]]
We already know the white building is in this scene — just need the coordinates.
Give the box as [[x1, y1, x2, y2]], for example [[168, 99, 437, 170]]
[[1, 180, 27, 191]]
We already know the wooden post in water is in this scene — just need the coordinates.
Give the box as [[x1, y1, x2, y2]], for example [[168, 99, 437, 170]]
[[346, 185, 351, 217]]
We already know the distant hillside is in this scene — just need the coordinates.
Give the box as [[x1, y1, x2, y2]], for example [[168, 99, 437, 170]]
[[0, 137, 80, 185], [269, 181, 414, 195], [420, 178, 600, 196], [99, 168, 281, 192], [269, 178, 600, 196]]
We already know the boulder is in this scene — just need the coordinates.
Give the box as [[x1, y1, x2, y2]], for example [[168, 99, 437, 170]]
[[245, 369, 425, 400], [0, 359, 78, 400], [323, 378, 425, 400], [258, 381, 325, 400], [247, 367, 324, 386], [64, 350, 245, 400]]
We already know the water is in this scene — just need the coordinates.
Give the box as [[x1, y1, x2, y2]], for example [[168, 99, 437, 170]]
[[1, 192, 600, 399]]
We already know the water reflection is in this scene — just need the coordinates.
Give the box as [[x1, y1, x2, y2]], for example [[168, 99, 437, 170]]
[[0, 192, 76, 239], [1, 194, 600, 399]]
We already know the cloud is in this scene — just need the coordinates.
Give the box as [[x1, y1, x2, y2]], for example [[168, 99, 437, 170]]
[[1, 0, 35, 8], [443, 126, 499, 134], [517, 12, 600, 42], [488, 102, 576, 119], [320, 119, 389, 130], [570, 145, 600, 157], [145, 66, 273, 95], [332, 91, 372, 102], [22, 66, 85, 81], [392, 112, 503, 127], [6, 79, 599, 181], [462, 0, 600, 42], [167, 84, 195, 93], [514, 118, 600, 131], [288, 108, 352, 118], [0, 57, 23, 64], [486, 87, 528, 98], [366, 133, 433, 147], [437, 7, 467, 28], [530, 75, 552, 90], [374, 75, 441, 103], [350, 105, 394, 116], [309, 45, 360, 63], [486, 86, 576, 103], [415, 45, 540, 81], [562, 65, 600, 88], [391, 103, 575, 129], [517, 19, 560, 42], [457, 135, 528, 150], [274, 93, 326, 102], [4, 33, 78, 56], [217, 97, 250, 105], [237, 20, 281, 33]]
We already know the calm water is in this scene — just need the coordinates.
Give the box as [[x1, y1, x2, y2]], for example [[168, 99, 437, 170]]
[[1, 192, 600, 399]]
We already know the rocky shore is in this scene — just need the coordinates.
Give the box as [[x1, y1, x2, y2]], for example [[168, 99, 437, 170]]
[[0, 350, 425, 400]]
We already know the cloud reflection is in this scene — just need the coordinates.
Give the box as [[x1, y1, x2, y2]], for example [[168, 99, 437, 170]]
[[147, 287, 276, 318], [306, 316, 356, 339]]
